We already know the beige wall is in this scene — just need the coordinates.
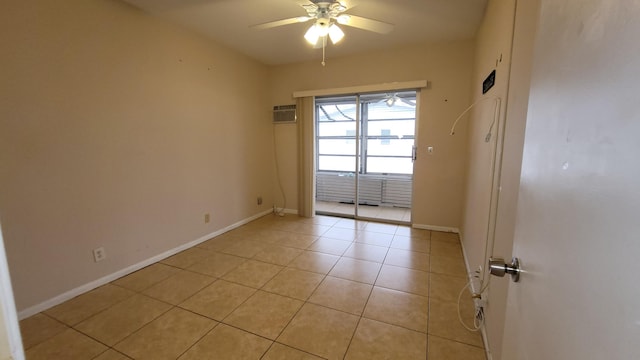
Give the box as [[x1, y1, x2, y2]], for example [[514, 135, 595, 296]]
[[0, 0, 273, 311], [269, 41, 475, 228]]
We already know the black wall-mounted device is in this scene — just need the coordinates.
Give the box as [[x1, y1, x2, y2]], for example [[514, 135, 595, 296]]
[[483, 69, 496, 94]]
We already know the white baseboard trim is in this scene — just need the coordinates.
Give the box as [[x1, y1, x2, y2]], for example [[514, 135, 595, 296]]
[[17, 209, 273, 320], [283, 208, 298, 215], [412, 223, 459, 233]]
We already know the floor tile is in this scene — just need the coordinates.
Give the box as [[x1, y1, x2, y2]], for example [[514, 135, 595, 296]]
[[344, 318, 427, 360], [225, 291, 303, 340], [262, 268, 324, 300], [187, 251, 246, 278], [429, 273, 470, 302], [390, 235, 430, 253], [278, 303, 359, 360], [375, 265, 429, 296], [322, 227, 360, 241], [75, 294, 171, 346], [262, 342, 323, 360], [288, 251, 340, 274], [355, 231, 394, 247], [384, 248, 430, 271], [431, 240, 464, 259], [363, 287, 429, 332], [431, 231, 460, 243], [343, 243, 389, 263], [195, 235, 237, 252], [19, 313, 68, 350], [334, 218, 369, 230], [273, 233, 319, 249], [306, 237, 351, 256], [114, 307, 215, 360], [160, 247, 212, 269], [363, 222, 398, 235], [308, 276, 372, 315], [275, 222, 331, 237], [329, 257, 382, 284], [428, 335, 486, 360], [303, 215, 340, 226], [178, 324, 271, 359], [179, 279, 255, 321], [25, 328, 107, 360], [94, 349, 132, 360], [111, 263, 180, 292], [252, 244, 303, 266], [222, 259, 283, 288], [44, 284, 134, 326], [395, 227, 431, 239], [143, 270, 215, 305], [428, 299, 483, 347], [220, 239, 269, 258], [430, 255, 467, 277]]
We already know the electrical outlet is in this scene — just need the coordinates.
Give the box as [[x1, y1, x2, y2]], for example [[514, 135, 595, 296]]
[[257, 196, 263, 205], [93, 247, 106, 262], [204, 213, 210, 223], [475, 265, 483, 278]]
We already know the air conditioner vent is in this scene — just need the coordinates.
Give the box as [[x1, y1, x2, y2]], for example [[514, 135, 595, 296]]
[[273, 105, 297, 124]]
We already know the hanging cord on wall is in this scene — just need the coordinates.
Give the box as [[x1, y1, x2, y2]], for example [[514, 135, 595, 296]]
[[449, 96, 502, 331], [457, 278, 490, 332], [272, 123, 287, 217], [449, 96, 501, 141]]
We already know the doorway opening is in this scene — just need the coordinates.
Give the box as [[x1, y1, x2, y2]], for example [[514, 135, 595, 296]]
[[314, 91, 417, 223]]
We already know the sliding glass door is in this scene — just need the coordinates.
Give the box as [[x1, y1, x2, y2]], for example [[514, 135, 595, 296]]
[[315, 91, 417, 223]]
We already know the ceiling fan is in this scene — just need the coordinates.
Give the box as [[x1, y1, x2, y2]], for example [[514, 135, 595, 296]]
[[251, 0, 394, 64]]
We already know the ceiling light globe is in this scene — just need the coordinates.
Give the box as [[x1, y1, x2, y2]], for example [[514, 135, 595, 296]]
[[328, 24, 344, 44], [304, 25, 320, 45]]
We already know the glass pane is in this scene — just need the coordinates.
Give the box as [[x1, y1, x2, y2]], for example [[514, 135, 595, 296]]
[[367, 139, 414, 157], [318, 121, 357, 137], [318, 155, 356, 172], [318, 139, 356, 155], [318, 103, 357, 122], [367, 157, 413, 174], [367, 120, 415, 137]]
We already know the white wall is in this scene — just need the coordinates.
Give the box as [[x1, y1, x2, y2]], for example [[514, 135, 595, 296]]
[[0, 0, 273, 313], [269, 41, 475, 228], [0, 227, 24, 360]]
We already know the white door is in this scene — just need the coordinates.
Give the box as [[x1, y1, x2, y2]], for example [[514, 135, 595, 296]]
[[500, 0, 640, 358]]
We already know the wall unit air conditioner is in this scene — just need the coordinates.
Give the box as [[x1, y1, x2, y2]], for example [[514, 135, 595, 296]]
[[273, 105, 297, 124]]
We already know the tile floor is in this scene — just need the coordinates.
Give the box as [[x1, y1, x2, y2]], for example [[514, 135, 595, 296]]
[[315, 201, 412, 223], [20, 214, 486, 360]]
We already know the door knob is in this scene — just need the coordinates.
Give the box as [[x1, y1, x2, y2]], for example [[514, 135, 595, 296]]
[[489, 257, 521, 282]]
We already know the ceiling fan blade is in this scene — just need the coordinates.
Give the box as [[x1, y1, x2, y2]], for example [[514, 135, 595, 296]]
[[250, 16, 312, 30], [337, 14, 394, 34]]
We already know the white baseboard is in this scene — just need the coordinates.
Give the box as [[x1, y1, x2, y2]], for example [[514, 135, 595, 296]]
[[17, 209, 273, 320], [412, 223, 459, 233]]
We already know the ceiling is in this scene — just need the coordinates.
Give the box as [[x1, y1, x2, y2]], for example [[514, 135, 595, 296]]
[[122, 0, 488, 65]]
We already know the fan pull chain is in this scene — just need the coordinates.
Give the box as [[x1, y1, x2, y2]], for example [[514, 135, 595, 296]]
[[322, 36, 326, 66]]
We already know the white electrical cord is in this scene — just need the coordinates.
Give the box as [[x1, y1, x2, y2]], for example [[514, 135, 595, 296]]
[[272, 123, 287, 217], [457, 280, 486, 332], [449, 96, 501, 141], [450, 96, 502, 331]]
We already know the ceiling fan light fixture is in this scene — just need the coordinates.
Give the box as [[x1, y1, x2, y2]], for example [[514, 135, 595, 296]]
[[304, 24, 320, 45], [336, 14, 350, 25], [328, 23, 344, 44], [385, 96, 397, 107]]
